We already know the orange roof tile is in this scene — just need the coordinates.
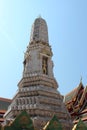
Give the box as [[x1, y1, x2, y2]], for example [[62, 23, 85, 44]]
[[0, 110, 6, 113], [82, 116, 87, 121], [81, 108, 87, 114], [0, 97, 12, 102], [73, 116, 87, 124], [0, 118, 4, 121]]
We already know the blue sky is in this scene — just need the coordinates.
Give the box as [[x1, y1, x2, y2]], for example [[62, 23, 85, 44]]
[[0, 0, 87, 98]]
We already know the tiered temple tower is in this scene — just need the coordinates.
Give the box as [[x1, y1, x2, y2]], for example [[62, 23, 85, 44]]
[[4, 17, 72, 130]]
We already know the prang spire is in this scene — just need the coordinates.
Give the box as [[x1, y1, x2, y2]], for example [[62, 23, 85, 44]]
[[30, 17, 49, 43], [4, 17, 72, 130]]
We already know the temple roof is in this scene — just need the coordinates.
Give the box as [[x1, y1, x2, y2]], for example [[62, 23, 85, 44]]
[[0, 97, 11, 110], [65, 82, 87, 126], [64, 82, 84, 104], [80, 86, 87, 104]]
